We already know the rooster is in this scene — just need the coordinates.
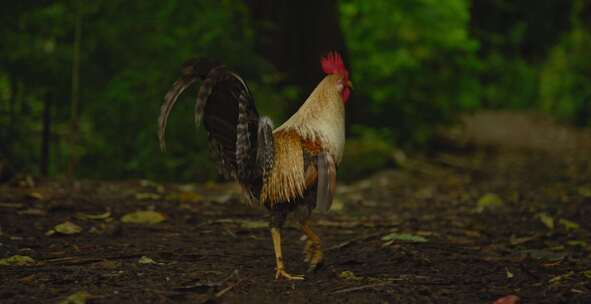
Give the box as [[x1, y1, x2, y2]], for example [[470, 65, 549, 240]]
[[158, 52, 351, 280]]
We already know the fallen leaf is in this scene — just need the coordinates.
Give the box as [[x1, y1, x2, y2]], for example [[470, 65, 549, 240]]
[[134, 192, 161, 200], [0, 255, 36, 266], [0, 203, 24, 209], [177, 192, 204, 202], [339, 270, 362, 281], [330, 198, 344, 212], [178, 184, 198, 192], [537, 213, 554, 230], [51, 221, 82, 235], [577, 186, 591, 198], [75, 211, 111, 221], [19, 274, 36, 285], [559, 218, 579, 231], [520, 248, 566, 261], [238, 220, 268, 229], [92, 259, 120, 269], [476, 193, 503, 213], [505, 267, 514, 279], [138, 256, 159, 265], [27, 192, 44, 200], [567, 240, 588, 248], [493, 295, 520, 304], [215, 219, 268, 229], [549, 271, 574, 284], [59, 291, 92, 304], [510, 235, 538, 246], [18, 208, 46, 216], [382, 232, 428, 243], [121, 210, 166, 224]]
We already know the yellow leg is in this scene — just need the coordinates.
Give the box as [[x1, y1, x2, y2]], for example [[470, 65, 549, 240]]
[[271, 228, 304, 280], [302, 222, 323, 271]]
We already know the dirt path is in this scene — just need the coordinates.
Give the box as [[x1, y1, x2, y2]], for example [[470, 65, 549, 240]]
[[1, 147, 590, 303]]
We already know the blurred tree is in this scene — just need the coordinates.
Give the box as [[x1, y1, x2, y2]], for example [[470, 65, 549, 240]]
[[2, 0, 591, 181], [539, 0, 591, 127], [340, 0, 479, 146]]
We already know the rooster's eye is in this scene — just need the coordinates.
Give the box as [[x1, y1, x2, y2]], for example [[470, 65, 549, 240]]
[[336, 81, 344, 92]]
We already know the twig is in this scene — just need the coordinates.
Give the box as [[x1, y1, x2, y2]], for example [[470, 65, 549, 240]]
[[215, 279, 243, 298], [326, 232, 382, 252], [333, 282, 390, 294]]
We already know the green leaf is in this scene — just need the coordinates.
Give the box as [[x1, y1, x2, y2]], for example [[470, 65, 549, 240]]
[[121, 210, 166, 224], [537, 213, 555, 230], [134, 193, 161, 201], [339, 270, 362, 281], [476, 193, 504, 213], [559, 218, 580, 231], [578, 187, 591, 198], [138, 256, 159, 265], [59, 291, 92, 304], [75, 211, 111, 221], [52, 221, 82, 235], [0, 255, 36, 266], [382, 232, 428, 243]]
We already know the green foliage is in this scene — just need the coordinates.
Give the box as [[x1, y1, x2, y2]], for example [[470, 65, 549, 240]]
[[539, 28, 591, 126], [339, 127, 395, 181], [340, 0, 480, 146], [2, 0, 591, 181], [0, 0, 294, 181]]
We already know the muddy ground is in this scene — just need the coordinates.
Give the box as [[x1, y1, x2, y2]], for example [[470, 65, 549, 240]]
[[1, 133, 591, 303]]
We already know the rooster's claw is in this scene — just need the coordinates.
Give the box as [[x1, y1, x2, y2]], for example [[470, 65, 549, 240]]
[[275, 268, 304, 280]]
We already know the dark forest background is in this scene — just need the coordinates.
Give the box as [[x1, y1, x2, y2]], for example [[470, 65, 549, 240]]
[[1, 0, 590, 182]]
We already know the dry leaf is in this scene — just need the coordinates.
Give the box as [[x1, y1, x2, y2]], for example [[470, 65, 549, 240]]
[[135, 192, 161, 200], [0, 255, 36, 266], [27, 192, 44, 200], [49, 221, 82, 235], [382, 232, 428, 245], [138, 256, 159, 265], [558, 218, 579, 231], [121, 210, 166, 224], [339, 270, 362, 281], [59, 291, 92, 304], [75, 211, 111, 221], [476, 193, 503, 213], [537, 213, 554, 230], [493, 295, 520, 304], [505, 267, 514, 279]]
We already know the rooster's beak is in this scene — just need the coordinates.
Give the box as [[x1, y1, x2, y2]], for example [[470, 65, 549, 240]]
[[347, 80, 353, 89]]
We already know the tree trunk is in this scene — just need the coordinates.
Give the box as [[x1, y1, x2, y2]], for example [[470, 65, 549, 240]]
[[40, 94, 51, 176], [246, 0, 350, 104], [246, 0, 361, 131], [67, 0, 82, 178]]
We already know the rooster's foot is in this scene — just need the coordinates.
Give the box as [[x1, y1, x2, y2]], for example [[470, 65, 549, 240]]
[[304, 239, 323, 272], [275, 268, 304, 280]]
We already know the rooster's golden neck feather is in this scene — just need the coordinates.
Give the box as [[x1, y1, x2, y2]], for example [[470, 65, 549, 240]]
[[260, 75, 346, 205], [275, 75, 346, 163]]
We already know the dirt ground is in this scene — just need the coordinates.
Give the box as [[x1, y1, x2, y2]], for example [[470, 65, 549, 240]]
[[1, 129, 591, 303]]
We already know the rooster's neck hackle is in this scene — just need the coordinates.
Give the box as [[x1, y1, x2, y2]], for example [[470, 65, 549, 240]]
[[260, 75, 346, 205], [275, 75, 346, 163]]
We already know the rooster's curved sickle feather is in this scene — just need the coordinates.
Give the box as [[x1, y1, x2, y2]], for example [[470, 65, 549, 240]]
[[158, 59, 223, 152], [159, 77, 196, 151]]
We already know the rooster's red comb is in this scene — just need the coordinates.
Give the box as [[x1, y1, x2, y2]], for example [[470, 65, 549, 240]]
[[321, 51, 347, 76]]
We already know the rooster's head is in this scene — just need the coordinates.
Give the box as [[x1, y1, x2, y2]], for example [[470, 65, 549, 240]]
[[321, 52, 352, 103]]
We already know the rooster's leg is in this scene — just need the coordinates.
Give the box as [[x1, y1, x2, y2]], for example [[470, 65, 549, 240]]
[[301, 221, 323, 272], [271, 228, 304, 280]]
